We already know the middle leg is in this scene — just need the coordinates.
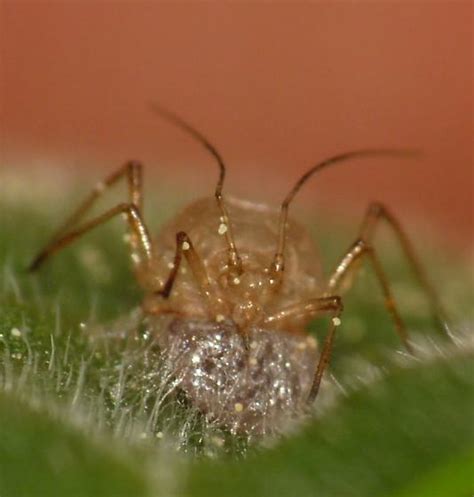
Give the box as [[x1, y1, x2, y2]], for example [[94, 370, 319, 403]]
[[29, 162, 145, 271], [358, 202, 451, 337], [326, 239, 413, 353], [29, 203, 152, 272]]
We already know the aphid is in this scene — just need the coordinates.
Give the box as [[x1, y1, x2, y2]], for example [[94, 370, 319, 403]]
[[29, 106, 451, 435]]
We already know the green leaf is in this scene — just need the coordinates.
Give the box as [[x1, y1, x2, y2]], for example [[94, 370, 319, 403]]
[[1, 174, 473, 497], [388, 449, 474, 497], [0, 392, 151, 497], [185, 351, 474, 497]]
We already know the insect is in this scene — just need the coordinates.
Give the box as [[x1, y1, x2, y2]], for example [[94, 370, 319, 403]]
[[29, 106, 451, 435]]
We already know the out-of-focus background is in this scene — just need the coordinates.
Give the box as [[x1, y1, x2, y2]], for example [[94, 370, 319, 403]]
[[1, 2, 472, 251]]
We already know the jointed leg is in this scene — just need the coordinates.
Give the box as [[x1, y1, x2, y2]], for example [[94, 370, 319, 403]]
[[29, 203, 152, 271], [327, 239, 412, 353], [262, 296, 343, 404], [263, 296, 342, 327], [359, 202, 451, 337], [29, 162, 144, 270], [308, 310, 341, 403], [56, 161, 143, 234], [156, 231, 227, 319]]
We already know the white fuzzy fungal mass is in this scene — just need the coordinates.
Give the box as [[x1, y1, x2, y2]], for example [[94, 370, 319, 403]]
[[157, 318, 318, 435]]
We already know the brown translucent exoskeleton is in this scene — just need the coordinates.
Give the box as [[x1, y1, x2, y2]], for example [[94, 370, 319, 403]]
[[29, 106, 452, 435]]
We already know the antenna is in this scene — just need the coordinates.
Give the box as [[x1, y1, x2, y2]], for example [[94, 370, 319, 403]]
[[150, 103, 242, 274], [271, 149, 418, 275]]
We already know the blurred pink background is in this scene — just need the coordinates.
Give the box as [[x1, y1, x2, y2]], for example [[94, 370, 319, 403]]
[[1, 2, 472, 251]]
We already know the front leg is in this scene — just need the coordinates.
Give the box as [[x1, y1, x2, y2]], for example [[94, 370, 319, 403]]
[[263, 296, 343, 404], [154, 231, 228, 321]]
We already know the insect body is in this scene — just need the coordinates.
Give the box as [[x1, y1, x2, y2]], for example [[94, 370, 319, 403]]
[[30, 107, 450, 435], [143, 196, 325, 333], [145, 196, 324, 434]]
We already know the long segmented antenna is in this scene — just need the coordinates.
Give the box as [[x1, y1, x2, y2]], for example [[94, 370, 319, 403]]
[[150, 103, 242, 275], [271, 149, 418, 275]]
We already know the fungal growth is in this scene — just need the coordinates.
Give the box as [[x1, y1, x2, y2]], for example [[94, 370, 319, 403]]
[[29, 107, 451, 435]]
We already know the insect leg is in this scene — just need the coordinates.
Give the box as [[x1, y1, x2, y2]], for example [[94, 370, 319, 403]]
[[263, 297, 343, 404], [358, 202, 451, 338], [156, 232, 226, 319], [263, 296, 342, 327], [326, 239, 413, 353], [28, 203, 152, 271], [308, 306, 341, 403], [29, 162, 144, 270]]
